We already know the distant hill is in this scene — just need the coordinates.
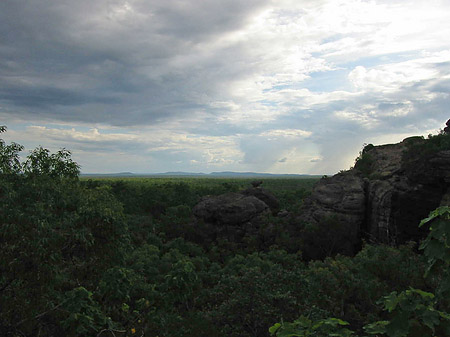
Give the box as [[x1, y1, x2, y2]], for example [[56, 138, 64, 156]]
[[208, 171, 318, 178], [81, 172, 136, 177], [80, 171, 321, 178]]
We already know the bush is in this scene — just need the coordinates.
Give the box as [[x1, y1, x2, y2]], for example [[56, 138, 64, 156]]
[[354, 143, 375, 177], [270, 207, 450, 337]]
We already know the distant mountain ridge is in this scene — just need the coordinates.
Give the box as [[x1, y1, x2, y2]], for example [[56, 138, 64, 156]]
[[81, 171, 321, 178]]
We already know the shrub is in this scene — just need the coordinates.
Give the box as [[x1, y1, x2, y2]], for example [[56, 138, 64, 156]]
[[354, 144, 375, 177]]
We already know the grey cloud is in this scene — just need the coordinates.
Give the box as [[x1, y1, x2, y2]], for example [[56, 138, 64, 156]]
[[239, 138, 283, 167], [0, 86, 119, 108], [239, 132, 306, 170], [430, 78, 450, 94], [146, 0, 269, 40], [0, 0, 270, 126], [27, 130, 148, 154]]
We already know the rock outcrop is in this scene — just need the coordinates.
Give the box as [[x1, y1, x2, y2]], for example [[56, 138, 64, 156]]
[[192, 186, 278, 242], [299, 171, 366, 254], [299, 134, 450, 254], [192, 128, 450, 258], [193, 192, 270, 227], [241, 186, 280, 215]]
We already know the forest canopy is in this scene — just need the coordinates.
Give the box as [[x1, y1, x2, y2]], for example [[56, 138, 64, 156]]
[[1, 126, 450, 337]]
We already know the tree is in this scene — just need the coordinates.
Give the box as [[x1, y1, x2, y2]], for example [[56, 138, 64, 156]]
[[0, 125, 24, 174], [0, 127, 128, 336], [269, 207, 450, 337]]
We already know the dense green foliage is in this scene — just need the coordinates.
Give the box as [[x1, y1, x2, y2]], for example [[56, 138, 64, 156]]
[[270, 207, 450, 337], [82, 176, 316, 214], [402, 132, 450, 171], [354, 143, 375, 177], [1, 127, 448, 337], [404, 132, 450, 159]]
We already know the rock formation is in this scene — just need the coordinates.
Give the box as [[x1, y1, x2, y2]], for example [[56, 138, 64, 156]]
[[298, 132, 450, 254], [444, 119, 450, 134], [193, 192, 270, 227], [299, 171, 365, 255], [192, 185, 278, 242], [192, 126, 450, 258], [241, 186, 280, 215]]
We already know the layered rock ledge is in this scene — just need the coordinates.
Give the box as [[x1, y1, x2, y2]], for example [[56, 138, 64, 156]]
[[298, 134, 450, 254]]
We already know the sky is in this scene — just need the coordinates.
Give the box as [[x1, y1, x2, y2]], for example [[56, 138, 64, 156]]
[[1, 0, 449, 174]]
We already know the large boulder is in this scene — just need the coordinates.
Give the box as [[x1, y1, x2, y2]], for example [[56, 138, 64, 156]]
[[192, 186, 279, 244], [301, 171, 366, 224], [193, 192, 270, 227], [241, 187, 280, 215]]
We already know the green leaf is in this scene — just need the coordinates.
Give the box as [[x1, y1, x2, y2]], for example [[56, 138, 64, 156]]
[[121, 303, 129, 312], [383, 292, 400, 312], [295, 315, 312, 328], [386, 312, 410, 337], [325, 318, 350, 326], [275, 325, 304, 337], [423, 240, 446, 261], [410, 288, 434, 300], [269, 323, 282, 335], [419, 207, 450, 227], [421, 309, 440, 331], [439, 311, 450, 320], [364, 321, 389, 334]]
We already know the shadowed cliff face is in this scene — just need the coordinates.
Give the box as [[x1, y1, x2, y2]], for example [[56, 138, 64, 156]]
[[299, 133, 450, 255]]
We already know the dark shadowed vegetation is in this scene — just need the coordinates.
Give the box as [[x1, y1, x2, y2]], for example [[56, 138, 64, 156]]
[[1, 126, 450, 337]]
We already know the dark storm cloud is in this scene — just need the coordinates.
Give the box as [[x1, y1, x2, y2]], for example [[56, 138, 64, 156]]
[[0, 86, 119, 108], [0, 0, 269, 125]]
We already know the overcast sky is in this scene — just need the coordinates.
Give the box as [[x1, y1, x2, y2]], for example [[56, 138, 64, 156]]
[[1, 0, 449, 174]]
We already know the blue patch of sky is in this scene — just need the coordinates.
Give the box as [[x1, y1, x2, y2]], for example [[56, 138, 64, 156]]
[[262, 84, 291, 93], [339, 53, 416, 70], [258, 99, 278, 107], [260, 70, 351, 93], [320, 34, 346, 44], [3, 122, 29, 132], [298, 52, 419, 93], [301, 69, 351, 92]]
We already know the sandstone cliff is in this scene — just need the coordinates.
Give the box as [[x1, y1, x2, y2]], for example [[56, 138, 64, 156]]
[[299, 132, 450, 255], [191, 128, 450, 259]]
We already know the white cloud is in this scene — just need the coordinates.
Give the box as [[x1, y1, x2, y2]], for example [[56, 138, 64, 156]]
[[348, 51, 450, 94], [260, 129, 312, 139]]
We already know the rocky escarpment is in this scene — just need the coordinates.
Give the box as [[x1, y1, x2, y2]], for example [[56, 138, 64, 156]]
[[191, 124, 450, 258], [298, 132, 450, 254]]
